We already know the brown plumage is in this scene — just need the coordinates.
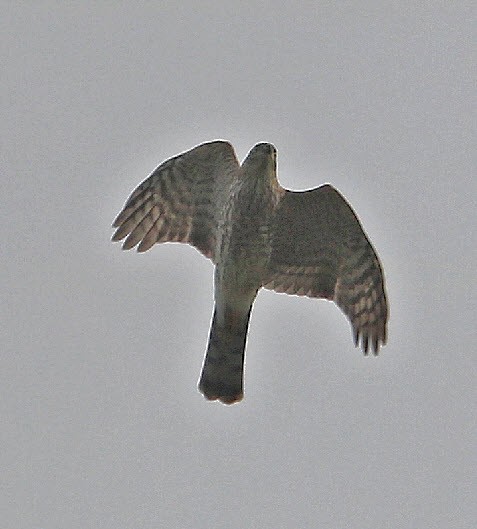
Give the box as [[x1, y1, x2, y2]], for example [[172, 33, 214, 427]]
[[112, 141, 388, 404]]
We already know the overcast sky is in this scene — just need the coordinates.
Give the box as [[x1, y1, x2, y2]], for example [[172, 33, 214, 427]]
[[2, 2, 475, 528]]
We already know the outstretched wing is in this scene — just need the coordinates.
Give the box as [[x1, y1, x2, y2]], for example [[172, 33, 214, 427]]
[[263, 185, 388, 354], [112, 141, 239, 261]]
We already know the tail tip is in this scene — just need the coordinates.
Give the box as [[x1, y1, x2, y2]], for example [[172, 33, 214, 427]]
[[198, 379, 243, 405]]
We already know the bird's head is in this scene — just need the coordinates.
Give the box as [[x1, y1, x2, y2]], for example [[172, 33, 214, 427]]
[[242, 142, 277, 178]]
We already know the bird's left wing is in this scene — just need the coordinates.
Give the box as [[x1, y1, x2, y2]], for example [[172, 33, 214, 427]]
[[263, 185, 388, 353], [112, 141, 239, 261]]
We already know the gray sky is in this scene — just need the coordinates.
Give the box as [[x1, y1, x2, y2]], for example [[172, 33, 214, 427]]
[[2, 2, 475, 528]]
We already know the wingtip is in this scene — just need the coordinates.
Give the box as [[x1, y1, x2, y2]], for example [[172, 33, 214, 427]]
[[353, 326, 386, 356], [112, 210, 126, 228], [111, 231, 123, 243], [121, 236, 137, 251]]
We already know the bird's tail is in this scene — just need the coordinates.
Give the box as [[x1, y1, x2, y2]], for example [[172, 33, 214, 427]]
[[198, 305, 252, 404]]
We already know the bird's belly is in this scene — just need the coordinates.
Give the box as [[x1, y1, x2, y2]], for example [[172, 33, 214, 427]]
[[215, 230, 269, 303], [216, 189, 272, 295]]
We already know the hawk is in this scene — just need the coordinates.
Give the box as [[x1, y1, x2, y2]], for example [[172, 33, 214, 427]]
[[112, 141, 388, 404]]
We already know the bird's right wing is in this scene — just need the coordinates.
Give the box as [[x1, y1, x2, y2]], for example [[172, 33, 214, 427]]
[[112, 141, 239, 261], [263, 185, 388, 354]]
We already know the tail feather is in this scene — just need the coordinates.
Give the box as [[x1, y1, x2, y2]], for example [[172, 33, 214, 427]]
[[198, 306, 252, 404]]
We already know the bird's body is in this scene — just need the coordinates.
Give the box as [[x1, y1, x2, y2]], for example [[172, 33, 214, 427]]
[[202, 144, 282, 402], [112, 141, 388, 404]]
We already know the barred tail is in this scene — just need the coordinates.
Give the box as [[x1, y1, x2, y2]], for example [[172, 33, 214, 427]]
[[198, 305, 252, 404]]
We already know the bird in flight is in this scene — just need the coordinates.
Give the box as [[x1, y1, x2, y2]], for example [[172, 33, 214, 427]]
[[112, 141, 388, 404]]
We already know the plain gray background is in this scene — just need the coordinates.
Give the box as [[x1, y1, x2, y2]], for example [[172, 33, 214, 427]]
[[2, 2, 475, 528]]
